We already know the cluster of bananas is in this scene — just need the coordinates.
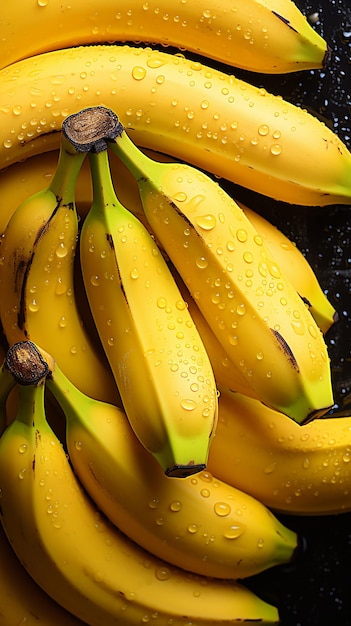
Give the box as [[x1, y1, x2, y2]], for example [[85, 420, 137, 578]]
[[0, 0, 350, 624]]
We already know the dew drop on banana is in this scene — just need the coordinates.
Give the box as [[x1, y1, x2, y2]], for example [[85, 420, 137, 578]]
[[187, 523, 199, 534], [224, 523, 245, 540], [214, 501, 231, 517], [155, 566, 171, 581]]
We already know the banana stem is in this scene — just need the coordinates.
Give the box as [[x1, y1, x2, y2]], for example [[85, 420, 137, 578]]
[[49, 137, 86, 205], [108, 129, 155, 182], [88, 149, 121, 209], [0, 363, 17, 433], [15, 381, 46, 429]]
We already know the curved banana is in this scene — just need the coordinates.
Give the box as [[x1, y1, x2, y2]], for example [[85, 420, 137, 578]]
[[42, 346, 299, 580], [240, 205, 337, 334], [208, 386, 351, 515], [0, 149, 337, 337], [0, 0, 327, 74], [79, 144, 217, 476], [106, 114, 333, 423], [0, 524, 89, 626], [0, 135, 119, 404], [0, 341, 280, 626], [1, 45, 351, 206]]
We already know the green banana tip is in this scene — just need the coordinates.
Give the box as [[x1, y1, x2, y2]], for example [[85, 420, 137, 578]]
[[62, 106, 124, 154], [4, 341, 49, 386]]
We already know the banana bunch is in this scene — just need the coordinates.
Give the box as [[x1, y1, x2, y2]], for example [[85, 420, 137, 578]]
[[0, 0, 350, 623], [0, 340, 287, 625]]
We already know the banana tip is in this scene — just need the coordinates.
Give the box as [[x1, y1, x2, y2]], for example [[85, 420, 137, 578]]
[[165, 463, 206, 478]]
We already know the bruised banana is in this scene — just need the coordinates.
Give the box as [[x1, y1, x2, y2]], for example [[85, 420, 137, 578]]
[[208, 387, 351, 516], [0, 133, 119, 405], [0, 0, 327, 73], [79, 145, 218, 476], [240, 205, 337, 334], [103, 109, 333, 423], [0, 341, 280, 626], [0, 148, 337, 337], [42, 345, 298, 580], [1, 45, 351, 206]]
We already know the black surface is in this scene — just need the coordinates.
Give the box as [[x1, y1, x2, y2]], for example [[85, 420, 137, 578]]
[[218, 1, 351, 623]]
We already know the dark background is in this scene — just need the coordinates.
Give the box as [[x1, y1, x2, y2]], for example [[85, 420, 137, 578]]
[[217, 1, 351, 623]]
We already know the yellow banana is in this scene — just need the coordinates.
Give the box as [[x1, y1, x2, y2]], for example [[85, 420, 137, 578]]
[[79, 141, 218, 476], [42, 345, 298, 580], [208, 386, 351, 515], [104, 109, 333, 423], [240, 204, 337, 334], [0, 341, 280, 626], [1, 45, 351, 206], [0, 133, 119, 404], [0, 522, 90, 626], [0, 0, 327, 74]]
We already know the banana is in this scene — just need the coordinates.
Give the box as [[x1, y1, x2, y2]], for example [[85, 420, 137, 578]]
[[208, 386, 351, 515], [0, 341, 280, 626], [0, 522, 90, 626], [240, 205, 337, 334], [0, 132, 120, 405], [41, 343, 299, 580], [1, 45, 351, 206], [78, 141, 218, 476], [0, 0, 327, 74], [97, 107, 334, 423]]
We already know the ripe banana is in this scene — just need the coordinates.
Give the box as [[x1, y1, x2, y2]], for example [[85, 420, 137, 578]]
[[1, 45, 351, 205], [208, 386, 351, 515], [79, 143, 218, 476], [240, 204, 337, 334], [0, 0, 327, 74], [104, 110, 333, 423], [0, 134, 119, 404], [42, 344, 299, 580], [0, 149, 337, 337], [0, 522, 90, 626], [0, 341, 280, 626]]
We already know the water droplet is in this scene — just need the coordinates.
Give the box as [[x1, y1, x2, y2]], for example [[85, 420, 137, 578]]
[[187, 523, 199, 534], [169, 500, 182, 512], [28, 299, 39, 313], [224, 524, 245, 539], [130, 268, 139, 279], [236, 303, 246, 316], [180, 399, 197, 411], [258, 124, 269, 136], [18, 443, 27, 454], [243, 251, 253, 263], [157, 297, 167, 309], [214, 502, 231, 517], [148, 498, 160, 509], [196, 214, 216, 230], [132, 66, 146, 81], [196, 256, 208, 269], [236, 229, 248, 243], [155, 567, 171, 580], [172, 191, 187, 202], [18, 468, 27, 480], [270, 144, 282, 156], [200, 488, 210, 498], [291, 320, 305, 335]]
